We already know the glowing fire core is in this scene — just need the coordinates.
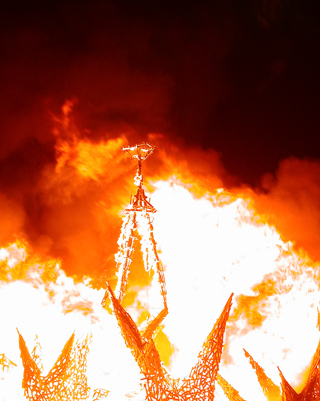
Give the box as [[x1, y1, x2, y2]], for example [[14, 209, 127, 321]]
[[1, 114, 320, 401]]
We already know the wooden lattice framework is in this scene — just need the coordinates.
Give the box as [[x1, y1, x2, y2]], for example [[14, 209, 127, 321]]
[[115, 210, 167, 309], [242, 337, 320, 401], [216, 373, 246, 401], [0, 353, 16, 372], [18, 330, 109, 401], [114, 144, 167, 311], [104, 283, 233, 401], [277, 334, 320, 400], [243, 349, 281, 401]]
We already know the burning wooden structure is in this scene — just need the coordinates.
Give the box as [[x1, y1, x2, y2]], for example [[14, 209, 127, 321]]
[[218, 330, 320, 400], [114, 143, 167, 310], [18, 330, 109, 401], [104, 282, 233, 401], [0, 353, 16, 375], [216, 373, 246, 401], [243, 349, 281, 401], [10, 142, 320, 400], [105, 143, 234, 400]]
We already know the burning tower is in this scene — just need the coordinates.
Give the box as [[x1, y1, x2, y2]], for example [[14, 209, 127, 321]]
[[113, 143, 167, 312]]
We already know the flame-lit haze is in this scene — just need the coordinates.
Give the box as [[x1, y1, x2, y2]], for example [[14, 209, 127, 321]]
[[1, 101, 320, 400], [1, 2, 320, 399]]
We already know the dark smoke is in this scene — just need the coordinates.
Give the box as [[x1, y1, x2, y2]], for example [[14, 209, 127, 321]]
[[0, 0, 320, 277]]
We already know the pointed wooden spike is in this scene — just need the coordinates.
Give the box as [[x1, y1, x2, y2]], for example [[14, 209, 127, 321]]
[[216, 373, 246, 401], [105, 282, 145, 354], [244, 349, 281, 401], [18, 330, 95, 400], [47, 332, 75, 380], [277, 367, 300, 401], [17, 330, 41, 393], [105, 283, 173, 400], [300, 336, 320, 399], [142, 306, 168, 340], [181, 293, 234, 400]]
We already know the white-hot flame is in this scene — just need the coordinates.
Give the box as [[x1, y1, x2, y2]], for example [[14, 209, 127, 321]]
[[0, 242, 141, 400], [1, 177, 320, 400], [149, 179, 320, 399]]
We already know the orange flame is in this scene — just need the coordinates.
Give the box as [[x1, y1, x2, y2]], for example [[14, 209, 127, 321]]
[[1, 100, 320, 400]]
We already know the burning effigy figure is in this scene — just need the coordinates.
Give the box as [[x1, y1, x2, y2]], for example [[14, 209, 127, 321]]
[[103, 144, 234, 400], [103, 143, 170, 344], [113, 143, 167, 312], [18, 330, 109, 401]]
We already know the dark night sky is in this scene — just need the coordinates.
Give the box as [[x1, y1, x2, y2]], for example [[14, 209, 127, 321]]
[[1, 0, 320, 185]]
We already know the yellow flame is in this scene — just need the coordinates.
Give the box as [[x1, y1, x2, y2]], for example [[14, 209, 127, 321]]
[[2, 177, 320, 400], [1, 119, 320, 400]]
